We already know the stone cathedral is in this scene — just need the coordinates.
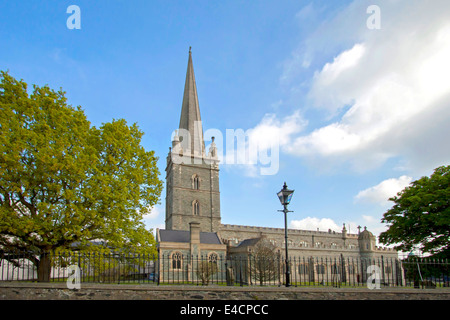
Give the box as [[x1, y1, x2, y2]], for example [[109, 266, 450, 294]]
[[156, 49, 398, 273]]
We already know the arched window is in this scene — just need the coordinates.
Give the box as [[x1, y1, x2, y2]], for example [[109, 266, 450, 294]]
[[193, 200, 200, 216], [208, 252, 218, 264], [192, 174, 200, 190], [172, 252, 182, 270]]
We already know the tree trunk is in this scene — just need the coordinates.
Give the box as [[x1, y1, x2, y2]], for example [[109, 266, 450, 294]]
[[37, 252, 52, 282]]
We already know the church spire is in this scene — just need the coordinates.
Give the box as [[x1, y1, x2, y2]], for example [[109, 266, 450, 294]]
[[178, 47, 205, 157]]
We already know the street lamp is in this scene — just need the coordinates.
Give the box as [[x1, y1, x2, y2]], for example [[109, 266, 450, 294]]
[[277, 182, 294, 287]]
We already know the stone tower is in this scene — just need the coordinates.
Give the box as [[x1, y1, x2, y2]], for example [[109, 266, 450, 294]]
[[165, 48, 221, 232], [358, 226, 376, 259]]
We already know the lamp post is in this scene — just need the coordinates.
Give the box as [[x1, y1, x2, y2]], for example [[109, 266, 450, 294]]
[[277, 182, 294, 287]]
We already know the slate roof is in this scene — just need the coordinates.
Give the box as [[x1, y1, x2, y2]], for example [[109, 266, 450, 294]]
[[236, 238, 261, 248], [158, 229, 222, 245]]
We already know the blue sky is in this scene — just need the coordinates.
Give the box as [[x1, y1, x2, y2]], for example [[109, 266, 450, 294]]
[[1, 0, 449, 243]]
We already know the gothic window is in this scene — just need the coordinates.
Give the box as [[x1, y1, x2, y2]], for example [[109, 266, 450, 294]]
[[299, 241, 308, 247], [193, 200, 200, 216], [283, 239, 294, 247], [208, 252, 218, 264], [192, 175, 200, 190], [172, 252, 182, 270]]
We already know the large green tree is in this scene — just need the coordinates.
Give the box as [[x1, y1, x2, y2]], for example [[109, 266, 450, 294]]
[[0, 71, 163, 281], [379, 165, 450, 258]]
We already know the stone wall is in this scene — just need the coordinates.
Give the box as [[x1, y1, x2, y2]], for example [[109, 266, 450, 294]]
[[1, 283, 449, 300], [219, 224, 398, 260]]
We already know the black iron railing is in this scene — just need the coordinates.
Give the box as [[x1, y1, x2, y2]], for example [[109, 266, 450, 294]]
[[1, 251, 448, 289]]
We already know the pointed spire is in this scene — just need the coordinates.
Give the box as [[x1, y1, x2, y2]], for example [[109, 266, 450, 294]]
[[178, 47, 205, 157]]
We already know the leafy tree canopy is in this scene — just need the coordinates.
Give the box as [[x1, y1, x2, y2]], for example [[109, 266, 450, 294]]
[[379, 165, 450, 258], [0, 71, 163, 258]]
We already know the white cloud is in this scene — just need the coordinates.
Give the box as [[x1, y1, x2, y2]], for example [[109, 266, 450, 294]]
[[288, 121, 362, 156], [143, 206, 161, 220], [246, 111, 306, 153], [362, 215, 377, 224], [142, 206, 165, 235], [222, 111, 307, 176], [355, 175, 413, 206], [290, 217, 341, 232], [311, 43, 366, 101], [273, 0, 450, 175]]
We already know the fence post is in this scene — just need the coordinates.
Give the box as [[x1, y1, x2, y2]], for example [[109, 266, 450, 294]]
[[157, 253, 160, 285]]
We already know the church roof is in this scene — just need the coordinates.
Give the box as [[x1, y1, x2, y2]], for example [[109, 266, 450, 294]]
[[358, 227, 375, 240], [236, 238, 261, 248], [178, 47, 205, 156], [158, 229, 222, 244]]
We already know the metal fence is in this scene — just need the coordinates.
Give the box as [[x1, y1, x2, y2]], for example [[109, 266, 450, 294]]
[[157, 254, 449, 288], [1, 251, 449, 288], [0, 251, 158, 284]]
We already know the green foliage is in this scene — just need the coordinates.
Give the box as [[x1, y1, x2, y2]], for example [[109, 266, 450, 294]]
[[379, 165, 450, 257], [0, 71, 163, 260]]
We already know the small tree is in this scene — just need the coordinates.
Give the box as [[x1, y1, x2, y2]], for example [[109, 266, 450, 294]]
[[195, 260, 218, 285], [249, 238, 280, 285]]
